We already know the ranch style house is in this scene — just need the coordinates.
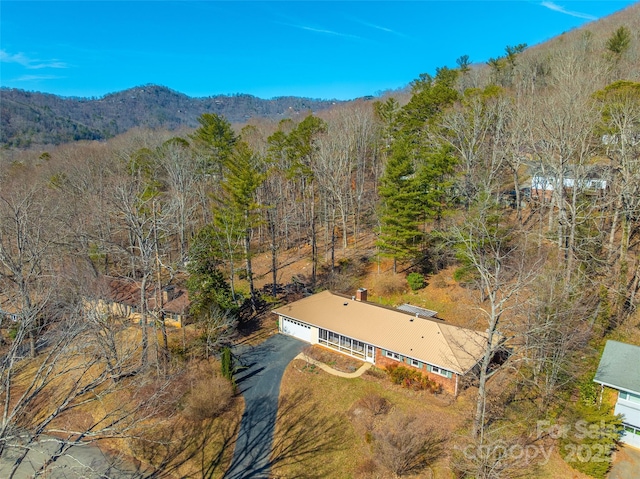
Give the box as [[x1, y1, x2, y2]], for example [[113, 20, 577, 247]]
[[274, 288, 495, 395], [89, 276, 190, 328]]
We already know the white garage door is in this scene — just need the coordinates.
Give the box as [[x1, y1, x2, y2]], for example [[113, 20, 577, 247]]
[[281, 317, 312, 343], [622, 425, 640, 448]]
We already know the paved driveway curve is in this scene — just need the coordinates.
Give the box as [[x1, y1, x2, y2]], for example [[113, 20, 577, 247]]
[[608, 445, 640, 479], [224, 334, 305, 479]]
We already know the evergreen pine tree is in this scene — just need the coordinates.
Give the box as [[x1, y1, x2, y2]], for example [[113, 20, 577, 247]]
[[220, 141, 266, 309], [377, 67, 459, 272], [377, 139, 422, 273]]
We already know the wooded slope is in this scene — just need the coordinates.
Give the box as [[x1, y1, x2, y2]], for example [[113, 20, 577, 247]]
[[0, 84, 345, 147]]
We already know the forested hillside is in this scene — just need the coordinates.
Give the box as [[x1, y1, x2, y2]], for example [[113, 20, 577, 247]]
[[0, 84, 345, 147], [1, 3, 639, 478]]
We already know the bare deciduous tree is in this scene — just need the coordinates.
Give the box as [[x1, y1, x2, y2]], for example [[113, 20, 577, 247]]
[[0, 183, 64, 359], [452, 425, 540, 479], [451, 199, 542, 439], [373, 411, 445, 477], [0, 303, 178, 478]]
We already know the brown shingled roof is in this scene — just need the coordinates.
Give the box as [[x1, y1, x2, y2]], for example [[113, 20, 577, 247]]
[[100, 276, 189, 315], [162, 290, 190, 315], [273, 290, 492, 375], [103, 277, 139, 307]]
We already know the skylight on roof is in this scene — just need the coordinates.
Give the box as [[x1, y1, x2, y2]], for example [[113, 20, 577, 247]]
[[397, 304, 438, 318]]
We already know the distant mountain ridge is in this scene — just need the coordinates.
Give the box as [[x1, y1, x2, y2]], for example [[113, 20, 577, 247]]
[[0, 85, 345, 147]]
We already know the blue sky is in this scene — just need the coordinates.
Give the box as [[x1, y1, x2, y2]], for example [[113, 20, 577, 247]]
[[0, 1, 636, 100]]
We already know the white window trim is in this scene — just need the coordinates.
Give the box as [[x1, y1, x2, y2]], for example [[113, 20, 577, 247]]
[[318, 328, 368, 360], [619, 391, 640, 404], [623, 423, 640, 436], [430, 365, 450, 377], [385, 350, 401, 361]]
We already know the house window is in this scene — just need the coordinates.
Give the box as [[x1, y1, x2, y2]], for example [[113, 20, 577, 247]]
[[429, 365, 451, 378], [623, 424, 640, 436], [620, 391, 640, 404], [385, 350, 401, 361], [410, 358, 421, 368], [318, 328, 368, 360], [285, 318, 310, 329]]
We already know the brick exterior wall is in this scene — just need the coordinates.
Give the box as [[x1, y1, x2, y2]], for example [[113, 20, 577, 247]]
[[374, 348, 458, 395], [424, 369, 457, 395]]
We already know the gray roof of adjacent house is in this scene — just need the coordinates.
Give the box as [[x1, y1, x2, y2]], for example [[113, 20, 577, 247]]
[[594, 340, 640, 393]]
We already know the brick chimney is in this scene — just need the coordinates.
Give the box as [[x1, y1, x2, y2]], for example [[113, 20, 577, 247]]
[[162, 286, 175, 303], [355, 288, 367, 302]]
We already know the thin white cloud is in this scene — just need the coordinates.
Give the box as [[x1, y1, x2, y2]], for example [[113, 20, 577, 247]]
[[0, 49, 68, 69], [353, 19, 407, 38], [281, 23, 361, 40], [29, 61, 68, 70], [0, 50, 30, 66], [14, 74, 64, 82], [540, 1, 597, 20]]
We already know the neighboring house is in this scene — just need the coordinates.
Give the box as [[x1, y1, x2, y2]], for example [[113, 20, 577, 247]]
[[0, 294, 20, 323], [602, 133, 640, 147], [594, 340, 640, 449], [273, 288, 496, 395], [90, 276, 190, 328], [0, 306, 19, 323], [530, 173, 607, 201]]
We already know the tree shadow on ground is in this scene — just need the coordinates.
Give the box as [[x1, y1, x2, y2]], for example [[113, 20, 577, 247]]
[[269, 390, 346, 479], [223, 395, 278, 479], [129, 407, 241, 479]]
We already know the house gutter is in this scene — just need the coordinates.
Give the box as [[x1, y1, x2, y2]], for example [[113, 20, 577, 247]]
[[593, 380, 640, 395], [274, 312, 465, 376]]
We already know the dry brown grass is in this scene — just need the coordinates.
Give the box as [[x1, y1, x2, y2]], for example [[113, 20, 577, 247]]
[[243, 231, 485, 332], [112, 359, 243, 478], [183, 374, 234, 422], [8, 323, 244, 478], [274, 357, 470, 478], [275, 356, 597, 479], [370, 273, 407, 297], [302, 344, 364, 373], [196, 225, 640, 478], [126, 397, 243, 479], [536, 450, 594, 479]]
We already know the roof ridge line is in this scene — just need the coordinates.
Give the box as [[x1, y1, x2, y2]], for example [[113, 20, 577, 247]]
[[436, 322, 464, 371]]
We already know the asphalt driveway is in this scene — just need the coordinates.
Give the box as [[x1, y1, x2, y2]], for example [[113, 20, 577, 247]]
[[608, 445, 640, 479], [224, 334, 305, 479]]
